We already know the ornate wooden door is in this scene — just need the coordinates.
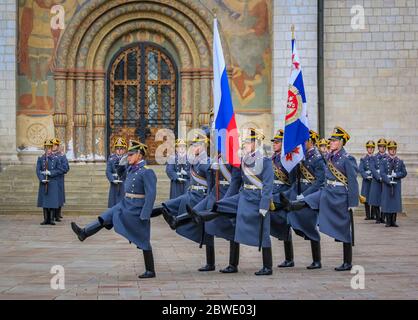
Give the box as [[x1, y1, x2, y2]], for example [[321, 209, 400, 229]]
[[107, 43, 177, 163]]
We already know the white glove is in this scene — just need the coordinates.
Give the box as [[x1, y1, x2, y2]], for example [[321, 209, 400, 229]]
[[44, 170, 51, 176], [387, 174, 392, 179], [180, 169, 188, 175], [365, 170, 371, 175], [177, 178, 186, 182], [296, 194, 304, 201], [392, 172, 397, 178], [112, 173, 119, 178], [259, 209, 268, 217], [119, 154, 128, 166], [112, 180, 121, 184], [367, 176, 372, 180], [390, 181, 397, 185], [211, 162, 220, 170], [176, 172, 182, 176]]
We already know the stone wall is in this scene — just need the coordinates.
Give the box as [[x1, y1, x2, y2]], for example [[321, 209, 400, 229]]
[[0, 0, 18, 165], [323, 0, 418, 199]]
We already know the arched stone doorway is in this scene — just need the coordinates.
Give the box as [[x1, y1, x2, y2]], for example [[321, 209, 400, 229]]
[[52, 0, 232, 162], [107, 42, 178, 163]]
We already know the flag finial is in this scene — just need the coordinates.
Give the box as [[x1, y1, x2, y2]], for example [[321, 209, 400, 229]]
[[212, 8, 217, 18], [291, 25, 295, 39]]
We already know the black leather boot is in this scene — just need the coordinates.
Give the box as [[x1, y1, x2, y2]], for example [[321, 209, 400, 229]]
[[385, 213, 391, 227], [370, 204, 376, 219], [54, 208, 61, 222], [186, 204, 221, 225], [380, 208, 385, 223], [278, 240, 294, 267], [138, 250, 156, 279], [255, 247, 273, 276], [71, 219, 103, 241], [48, 209, 56, 225], [150, 206, 164, 218], [364, 203, 371, 220], [374, 206, 381, 224], [220, 241, 239, 273], [40, 208, 49, 225], [198, 245, 216, 271], [307, 240, 322, 269], [391, 213, 399, 227], [335, 243, 352, 271], [171, 212, 192, 230]]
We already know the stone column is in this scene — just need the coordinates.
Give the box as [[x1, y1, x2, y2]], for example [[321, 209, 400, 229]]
[[0, 1, 19, 164], [179, 70, 193, 135], [93, 75, 106, 161], [198, 68, 212, 127], [53, 72, 67, 152], [74, 77, 87, 159], [85, 76, 94, 161]]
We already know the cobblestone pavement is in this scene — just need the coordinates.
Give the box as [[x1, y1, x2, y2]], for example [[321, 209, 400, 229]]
[[0, 214, 417, 300]]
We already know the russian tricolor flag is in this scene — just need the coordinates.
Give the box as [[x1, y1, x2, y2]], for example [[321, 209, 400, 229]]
[[281, 28, 310, 173], [212, 18, 240, 167]]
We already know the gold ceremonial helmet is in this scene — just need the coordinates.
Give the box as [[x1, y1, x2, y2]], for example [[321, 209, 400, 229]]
[[365, 140, 376, 148], [318, 138, 328, 147], [51, 138, 61, 145], [242, 128, 265, 143], [175, 139, 187, 146], [191, 132, 210, 144], [43, 139, 53, 147], [329, 126, 350, 146], [377, 138, 387, 147], [309, 130, 319, 145], [128, 140, 148, 156], [114, 137, 127, 148], [387, 140, 397, 149], [271, 129, 284, 142]]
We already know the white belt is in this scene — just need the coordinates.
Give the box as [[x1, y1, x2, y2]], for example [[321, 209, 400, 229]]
[[125, 193, 145, 199], [219, 180, 230, 186], [190, 185, 207, 191], [327, 179, 346, 187], [243, 183, 261, 190], [274, 180, 285, 185], [300, 179, 312, 184]]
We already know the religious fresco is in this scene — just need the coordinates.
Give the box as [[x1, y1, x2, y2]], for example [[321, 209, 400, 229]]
[[16, 0, 272, 153], [209, 0, 272, 111]]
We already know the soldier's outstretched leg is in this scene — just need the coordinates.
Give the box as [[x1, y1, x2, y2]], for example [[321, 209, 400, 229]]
[[278, 240, 294, 268], [198, 245, 216, 271], [71, 219, 103, 241], [364, 203, 371, 220], [48, 209, 56, 225], [40, 208, 49, 225], [150, 205, 164, 218], [307, 240, 322, 269], [255, 247, 273, 276], [220, 241, 240, 273], [335, 243, 352, 271], [138, 249, 156, 279]]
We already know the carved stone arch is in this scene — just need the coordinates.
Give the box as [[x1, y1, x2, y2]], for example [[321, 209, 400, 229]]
[[53, 0, 229, 161]]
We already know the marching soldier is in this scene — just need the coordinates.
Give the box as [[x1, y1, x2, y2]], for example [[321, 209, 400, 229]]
[[106, 137, 127, 208], [369, 138, 389, 224], [359, 140, 375, 220], [51, 138, 69, 222], [166, 139, 190, 199], [318, 138, 328, 157], [268, 130, 294, 268], [154, 131, 215, 271], [37, 139, 63, 226], [71, 141, 158, 279], [280, 130, 325, 269], [380, 141, 407, 227], [186, 156, 242, 273], [233, 129, 274, 275], [283, 127, 359, 271]]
